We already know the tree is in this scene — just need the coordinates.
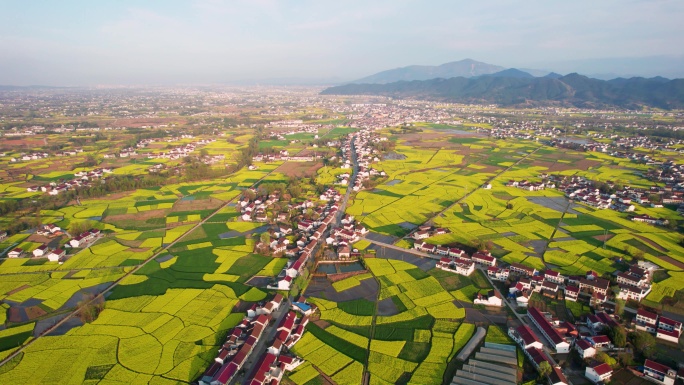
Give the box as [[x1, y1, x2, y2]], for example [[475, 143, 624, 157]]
[[77, 293, 105, 323], [608, 325, 627, 348], [595, 351, 617, 368], [630, 331, 657, 358], [538, 361, 552, 378], [614, 299, 626, 317]]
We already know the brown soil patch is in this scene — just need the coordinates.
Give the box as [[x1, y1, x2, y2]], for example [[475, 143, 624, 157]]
[[8, 307, 25, 323], [654, 254, 684, 270], [314, 320, 331, 329], [276, 161, 324, 178], [574, 159, 602, 170], [25, 306, 47, 320], [0, 138, 46, 149], [593, 234, 615, 242], [529, 160, 576, 172], [634, 235, 668, 252], [127, 247, 151, 253], [105, 209, 168, 222], [5, 284, 30, 296], [172, 197, 222, 211], [117, 239, 144, 248]]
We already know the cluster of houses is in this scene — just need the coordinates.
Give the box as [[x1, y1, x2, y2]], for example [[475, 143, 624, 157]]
[[505, 179, 552, 191], [68, 228, 101, 248], [411, 225, 450, 240], [199, 294, 309, 385], [239, 190, 282, 223], [25, 167, 114, 195], [505, 263, 612, 307], [35, 224, 63, 237], [145, 139, 215, 160], [9, 152, 50, 162], [634, 308, 682, 344], [508, 307, 636, 385], [7, 244, 66, 262], [508, 321, 569, 385], [244, 301, 314, 385], [342, 129, 387, 192], [54, 148, 84, 157], [252, 150, 317, 163], [432, 248, 496, 277], [267, 203, 340, 291]]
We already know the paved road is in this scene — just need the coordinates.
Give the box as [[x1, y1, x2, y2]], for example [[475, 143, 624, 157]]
[[231, 300, 291, 385], [334, 135, 359, 228], [0, 165, 283, 368], [365, 238, 439, 260]]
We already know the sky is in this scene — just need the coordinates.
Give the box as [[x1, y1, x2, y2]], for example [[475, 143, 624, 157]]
[[1, 0, 683, 85]]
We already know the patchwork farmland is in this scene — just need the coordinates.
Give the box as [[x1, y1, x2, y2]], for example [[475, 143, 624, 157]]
[[1, 87, 684, 385]]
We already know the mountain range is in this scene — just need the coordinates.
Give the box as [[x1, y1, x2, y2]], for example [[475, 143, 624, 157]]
[[351, 59, 510, 84], [321, 72, 684, 109]]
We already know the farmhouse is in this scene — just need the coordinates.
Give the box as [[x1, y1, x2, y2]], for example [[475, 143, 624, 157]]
[[436, 257, 474, 276], [643, 360, 677, 385], [636, 308, 659, 333], [508, 324, 544, 350], [564, 285, 579, 302], [8, 248, 24, 258], [527, 307, 570, 353], [617, 284, 651, 302], [471, 252, 496, 267], [473, 290, 502, 307], [509, 263, 537, 276], [574, 339, 596, 358], [585, 363, 612, 384], [32, 244, 49, 257]]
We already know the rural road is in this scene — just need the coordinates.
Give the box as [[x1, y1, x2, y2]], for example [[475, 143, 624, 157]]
[[365, 238, 439, 260], [0, 163, 283, 368]]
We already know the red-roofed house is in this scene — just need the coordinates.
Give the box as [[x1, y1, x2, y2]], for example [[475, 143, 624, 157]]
[[575, 339, 596, 358], [527, 307, 570, 353], [636, 308, 659, 333], [644, 360, 677, 385], [585, 363, 613, 383], [509, 325, 543, 350]]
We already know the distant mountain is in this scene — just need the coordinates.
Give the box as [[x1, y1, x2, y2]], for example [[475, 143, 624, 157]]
[[320, 73, 684, 109], [485, 68, 534, 78], [351, 59, 505, 84], [544, 72, 563, 79]]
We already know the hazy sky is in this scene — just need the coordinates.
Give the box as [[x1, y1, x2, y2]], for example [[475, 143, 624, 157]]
[[1, 0, 683, 85]]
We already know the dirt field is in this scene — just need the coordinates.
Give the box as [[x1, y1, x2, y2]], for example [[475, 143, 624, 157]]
[[276, 161, 324, 178], [634, 234, 668, 252], [172, 197, 222, 211]]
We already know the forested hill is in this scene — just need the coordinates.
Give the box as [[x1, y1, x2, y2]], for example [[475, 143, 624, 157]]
[[321, 73, 684, 109]]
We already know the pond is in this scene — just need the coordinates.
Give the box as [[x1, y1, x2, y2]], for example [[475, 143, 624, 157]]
[[316, 264, 337, 274], [316, 261, 365, 274], [339, 261, 365, 273]]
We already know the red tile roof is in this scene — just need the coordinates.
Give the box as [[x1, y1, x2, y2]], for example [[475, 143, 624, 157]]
[[592, 363, 613, 376], [528, 307, 566, 345]]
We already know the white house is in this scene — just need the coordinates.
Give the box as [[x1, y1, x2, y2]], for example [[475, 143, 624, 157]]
[[585, 363, 612, 384], [473, 290, 503, 307], [574, 339, 596, 358], [47, 248, 66, 262], [32, 244, 49, 257], [644, 360, 677, 385], [8, 248, 24, 258]]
